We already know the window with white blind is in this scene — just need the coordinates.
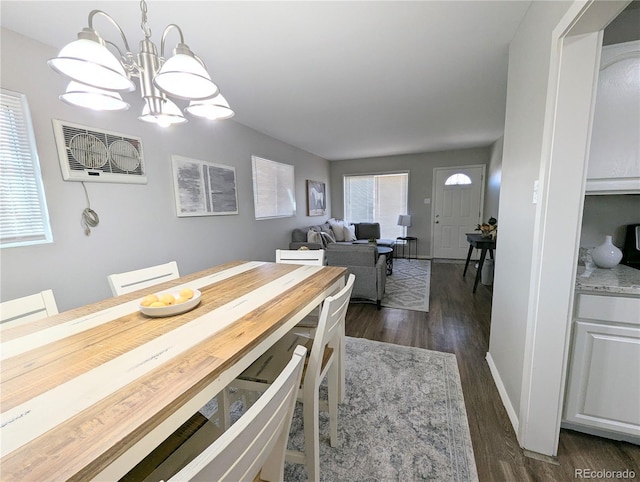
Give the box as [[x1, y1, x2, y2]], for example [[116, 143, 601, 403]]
[[344, 172, 409, 239], [251, 155, 296, 220], [0, 89, 53, 248]]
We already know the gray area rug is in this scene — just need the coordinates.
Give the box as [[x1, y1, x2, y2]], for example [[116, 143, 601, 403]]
[[203, 336, 477, 482], [382, 258, 431, 312]]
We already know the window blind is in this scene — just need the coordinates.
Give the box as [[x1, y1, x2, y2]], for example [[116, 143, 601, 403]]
[[0, 89, 52, 248], [344, 172, 408, 239], [251, 156, 295, 219]]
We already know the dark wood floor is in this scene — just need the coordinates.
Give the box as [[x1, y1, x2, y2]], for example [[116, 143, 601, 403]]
[[345, 260, 640, 481]]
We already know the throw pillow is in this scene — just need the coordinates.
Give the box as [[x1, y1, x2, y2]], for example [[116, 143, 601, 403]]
[[320, 231, 336, 246], [307, 229, 323, 245], [330, 220, 346, 242], [344, 224, 357, 241]]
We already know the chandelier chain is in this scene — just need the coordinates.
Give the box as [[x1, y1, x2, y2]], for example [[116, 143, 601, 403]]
[[139, 0, 152, 39]]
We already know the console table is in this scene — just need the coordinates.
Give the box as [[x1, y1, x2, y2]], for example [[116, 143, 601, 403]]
[[463, 233, 496, 293]]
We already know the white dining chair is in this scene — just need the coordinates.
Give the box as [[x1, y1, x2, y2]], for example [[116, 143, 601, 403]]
[[275, 249, 325, 266], [275, 249, 326, 333], [223, 274, 355, 482], [130, 346, 307, 482], [275, 248, 348, 403], [0, 289, 58, 329], [107, 261, 180, 296]]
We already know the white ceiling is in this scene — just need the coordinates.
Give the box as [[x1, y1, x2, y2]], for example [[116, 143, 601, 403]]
[[0, 1, 531, 160]]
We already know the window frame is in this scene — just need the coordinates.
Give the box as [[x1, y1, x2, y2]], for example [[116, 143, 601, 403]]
[[343, 171, 409, 239], [0, 88, 53, 248], [444, 173, 473, 186], [251, 155, 296, 220]]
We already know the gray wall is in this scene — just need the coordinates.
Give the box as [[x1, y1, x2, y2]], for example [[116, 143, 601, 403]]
[[329, 147, 491, 258], [487, 0, 572, 426], [484, 137, 503, 221], [0, 28, 331, 311], [580, 195, 640, 249]]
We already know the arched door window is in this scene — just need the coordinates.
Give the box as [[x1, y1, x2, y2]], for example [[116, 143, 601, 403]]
[[444, 173, 472, 186]]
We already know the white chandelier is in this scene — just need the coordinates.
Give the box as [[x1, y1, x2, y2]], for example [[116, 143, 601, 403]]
[[48, 0, 234, 127]]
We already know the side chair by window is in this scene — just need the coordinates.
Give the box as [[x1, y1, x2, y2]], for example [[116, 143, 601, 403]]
[[0, 289, 58, 329]]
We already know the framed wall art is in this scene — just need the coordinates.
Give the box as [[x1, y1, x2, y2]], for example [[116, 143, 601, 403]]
[[172, 155, 238, 217], [306, 180, 326, 216]]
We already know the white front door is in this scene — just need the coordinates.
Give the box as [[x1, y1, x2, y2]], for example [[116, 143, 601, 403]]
[[432, 165, 485, 259]]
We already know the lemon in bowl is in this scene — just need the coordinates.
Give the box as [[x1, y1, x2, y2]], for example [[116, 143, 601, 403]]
[[139, 289, 202, 317]]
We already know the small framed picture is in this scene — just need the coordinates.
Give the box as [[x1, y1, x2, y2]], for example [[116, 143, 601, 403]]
[[306, 180, 326, 216], [172, 155, 239, 217]]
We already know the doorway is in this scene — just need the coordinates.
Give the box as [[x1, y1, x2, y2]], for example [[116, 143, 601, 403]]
[[515, 0, 632, 457], [432, 165, 485, 259]]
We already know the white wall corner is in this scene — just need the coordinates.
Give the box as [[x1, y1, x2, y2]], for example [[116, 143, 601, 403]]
[[486, 351, 520, 436]]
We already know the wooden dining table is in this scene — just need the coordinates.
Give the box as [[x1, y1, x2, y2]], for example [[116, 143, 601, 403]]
[[0, 260, 346, 481]]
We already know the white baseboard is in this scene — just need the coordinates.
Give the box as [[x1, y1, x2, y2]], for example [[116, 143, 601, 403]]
[[486, 351, 520, 435]]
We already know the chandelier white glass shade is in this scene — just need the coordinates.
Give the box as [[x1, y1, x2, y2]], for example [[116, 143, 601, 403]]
[[60, 81, 130, 111], [185, 94, 235, 120], [49, 34, 135, 92], [153, 40, 218, 100], [48, 1, 232, 126], [139, 98, 187, 127]]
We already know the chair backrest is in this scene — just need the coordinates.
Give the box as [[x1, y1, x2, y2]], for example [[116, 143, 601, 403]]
[[166, 345, 307, 482], [355, 222, 380, 240], [0, 290, 58, 329], [276, 249, 325, 266], [326, 243, 377, 267], [306, 274, 355, 390], [108, 261, 180, 296]]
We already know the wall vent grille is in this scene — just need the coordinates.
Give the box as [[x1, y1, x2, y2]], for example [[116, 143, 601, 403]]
[[52, 119, 146, 184]]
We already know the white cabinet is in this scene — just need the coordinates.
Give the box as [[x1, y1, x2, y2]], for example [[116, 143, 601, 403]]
[[586, 40, 640, 194], [563, 293, 640, 442]]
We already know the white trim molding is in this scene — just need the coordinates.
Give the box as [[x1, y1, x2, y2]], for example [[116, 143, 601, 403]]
[[486, 352, 519, 434]]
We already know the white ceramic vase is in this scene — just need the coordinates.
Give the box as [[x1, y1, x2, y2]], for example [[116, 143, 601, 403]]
[[591, 235, 622, 269]]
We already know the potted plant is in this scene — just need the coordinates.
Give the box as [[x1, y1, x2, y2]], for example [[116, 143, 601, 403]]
[[476, 217, 498, 240]]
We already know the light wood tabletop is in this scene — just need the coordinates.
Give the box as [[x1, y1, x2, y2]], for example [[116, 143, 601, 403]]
[[0, 260, 346, 481]]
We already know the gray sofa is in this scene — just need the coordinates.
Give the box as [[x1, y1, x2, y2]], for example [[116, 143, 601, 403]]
[[289, 221, 395, 250], [325, 243, 386, 309], [290, 222, 340, 250]]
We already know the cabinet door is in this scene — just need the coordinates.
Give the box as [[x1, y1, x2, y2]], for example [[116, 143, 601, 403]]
[[564, 320, 640, 437], [586, 40, 640, 194]]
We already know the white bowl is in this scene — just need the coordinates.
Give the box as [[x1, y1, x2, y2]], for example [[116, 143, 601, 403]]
[[139, 289, 202, 317]]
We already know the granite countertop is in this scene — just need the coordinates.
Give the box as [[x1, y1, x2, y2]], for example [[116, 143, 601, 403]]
[[576, 263, 640, 296]]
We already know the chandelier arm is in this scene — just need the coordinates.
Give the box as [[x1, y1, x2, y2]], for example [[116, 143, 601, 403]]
[[103, 39, 138, 77], [103, 40, 125, 61], [159, 24, 186, 58], [88, 10, 133, 55]]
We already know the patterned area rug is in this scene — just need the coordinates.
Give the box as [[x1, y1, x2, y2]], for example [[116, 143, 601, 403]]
[[203, 337, 478, 482], [382, 258, 431, 312]]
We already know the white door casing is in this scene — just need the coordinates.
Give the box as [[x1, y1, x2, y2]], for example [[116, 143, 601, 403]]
[[432, 165, 485, 259], [517, 0, 630, 457]]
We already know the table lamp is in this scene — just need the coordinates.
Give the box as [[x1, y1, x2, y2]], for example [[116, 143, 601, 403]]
[[397, 214, 412, 237]]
